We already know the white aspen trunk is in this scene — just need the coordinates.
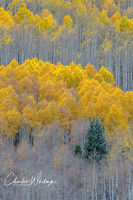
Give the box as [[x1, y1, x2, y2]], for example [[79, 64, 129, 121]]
[[128, 161, 132, 200], [112, 174, 114, 200], [115, 162, 119, 200], [91, 159, 96, 200]]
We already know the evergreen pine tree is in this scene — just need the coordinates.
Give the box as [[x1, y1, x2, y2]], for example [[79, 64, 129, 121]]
[[74, 144, 82, 155], [83, 118, 107, 162]]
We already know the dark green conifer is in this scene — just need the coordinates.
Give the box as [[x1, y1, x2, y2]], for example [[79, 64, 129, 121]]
[[83, 118, 107, 162]]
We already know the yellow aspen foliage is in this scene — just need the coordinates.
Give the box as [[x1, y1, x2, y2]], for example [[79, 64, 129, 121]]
[[18, 76, 34, 95], [119, 16, 130, 32], [8, 0, 26, 13], [58, 109, 71, 132], [95, 90, 111, 120], [108, 127, 133, 161], [122, 91, 133, 121], [0, 8, 14, 29], [2, 66, 17, 81], [95, 66, 115, 85], [104, 104, 128, 134], [103, 0, 117, 17], [7, 59, 19, 69], [58, 92, 81, 120], [39, 80, 65, 102], [19, 94, 36, 112], [0, 86, 19, 109], [72, 65, 87, 88], [111, 12, 121, 23], [14, 3, 33, 24], [81, 100, 96, 120], [73, 0, 86, 18], [100, 35, 112, 53], [18, 76, 40, 100], [84, 63, 97, 79], [5, 108, 21, 138], [22, 104, 38, 128], [99, 9, 111, 24], [0, 117, 9, 136], [78, 79, 99, 97], [13, 4, 58, 35], [53, 66, 73, 88], [0, 8, 14, 45], [63, 15, 73, 28], [122, 129, 133, 149], [37, 99, 48, 111], [109, 87, 124, 102], [37, 101, 60, 126], [39, 10, 57, 33], [94, 73, 104, 83], [113, 18, 121, 32]]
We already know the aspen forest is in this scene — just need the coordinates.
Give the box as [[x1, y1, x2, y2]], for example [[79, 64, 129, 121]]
[[0, 0, 133, 200]]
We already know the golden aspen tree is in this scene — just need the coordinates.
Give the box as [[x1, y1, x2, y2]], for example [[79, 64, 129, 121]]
[[5, 108, 21, 138], [0, 8, 14, 45], [111, 12, 121, 23], [39, 9, 57, 33], [84, 63, 97, 79], [104, 104, 128, 134], [103, 0, 117, 17], [99, 9, 111, 24], [95, 66, 115, 85], [63, 15, 73, 32]]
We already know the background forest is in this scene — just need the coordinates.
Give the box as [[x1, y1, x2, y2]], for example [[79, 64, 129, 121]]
[[0, 0, 133, 90], [0, 0, 133, 200]]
